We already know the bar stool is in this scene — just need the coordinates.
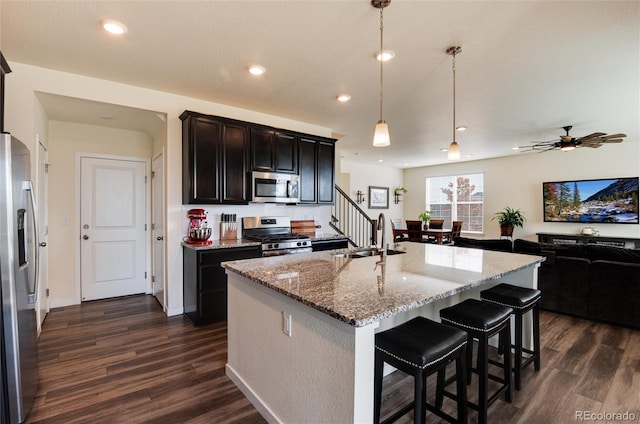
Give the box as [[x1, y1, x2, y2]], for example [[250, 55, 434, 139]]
[[374, 316, 468, 424], [480, 283, 541, 390], [439, 299, 513, 424]]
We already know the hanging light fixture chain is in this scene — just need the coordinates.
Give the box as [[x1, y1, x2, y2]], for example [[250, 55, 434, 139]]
[[452, 50, 456, 142]]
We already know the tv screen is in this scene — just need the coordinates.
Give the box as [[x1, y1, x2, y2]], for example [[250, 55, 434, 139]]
[[543, 177, 639, 224]]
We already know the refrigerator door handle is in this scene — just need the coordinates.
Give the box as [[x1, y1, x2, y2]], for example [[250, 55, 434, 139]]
[[23, 180, 39, 304]]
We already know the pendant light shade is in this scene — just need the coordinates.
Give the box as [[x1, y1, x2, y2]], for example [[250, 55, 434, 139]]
[[447, 45, 462, 160], [372, 0, 391, 147], [447, 140, 461, 160], [373, 120, 390, 146]]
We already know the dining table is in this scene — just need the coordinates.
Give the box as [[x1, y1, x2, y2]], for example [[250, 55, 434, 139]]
[[422, 228, 453, 244]]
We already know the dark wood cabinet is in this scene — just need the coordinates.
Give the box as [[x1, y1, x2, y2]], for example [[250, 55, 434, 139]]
[[181, 111, 249, 204], [317, 141, 335, 204], [183, 245, 261, 325], [298, 137, 336, 204], [182, 110, 335, 205], [250, 127, 298, 174], [311, 238, 348, 252], [298, 137, 317, 203]]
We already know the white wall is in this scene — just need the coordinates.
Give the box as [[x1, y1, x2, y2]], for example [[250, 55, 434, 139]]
[[47, 121, 153, 307], [5, 62, 334, 316], [404, 142, 640, 241]]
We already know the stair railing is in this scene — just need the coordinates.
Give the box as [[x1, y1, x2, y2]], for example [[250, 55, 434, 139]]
[[330, 185, 377, 248]]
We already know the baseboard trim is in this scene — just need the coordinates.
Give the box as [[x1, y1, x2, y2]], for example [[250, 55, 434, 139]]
[[225, 363, 281, 424]]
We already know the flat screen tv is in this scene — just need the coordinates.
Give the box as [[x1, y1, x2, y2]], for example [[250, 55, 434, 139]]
[[543, 177, 639, 224]]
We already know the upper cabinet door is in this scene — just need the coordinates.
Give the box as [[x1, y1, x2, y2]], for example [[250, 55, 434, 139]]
[[182, 114, 221, 204], [317, 141, 335, 204], [250, 127, 275, 172], [274, 132, 298, 174], [221, 123, 249, 204], [298, 137, 317, 204]]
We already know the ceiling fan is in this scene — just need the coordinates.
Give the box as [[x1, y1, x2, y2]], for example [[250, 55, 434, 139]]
[[518, 125, 626, 152]]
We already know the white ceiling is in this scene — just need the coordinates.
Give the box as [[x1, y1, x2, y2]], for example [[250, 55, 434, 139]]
[[1, 1, 638, 168]]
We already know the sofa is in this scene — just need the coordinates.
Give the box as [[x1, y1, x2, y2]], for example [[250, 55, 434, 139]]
[[453, 236, 640, 329]]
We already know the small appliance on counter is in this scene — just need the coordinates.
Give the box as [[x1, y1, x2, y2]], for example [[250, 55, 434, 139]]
[[185, 208, 212, 245], [242, 216, 312, 256]]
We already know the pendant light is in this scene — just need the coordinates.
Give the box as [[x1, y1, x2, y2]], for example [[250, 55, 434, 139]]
[[372, 0, 391, 147], [447, 46, 462, 160]]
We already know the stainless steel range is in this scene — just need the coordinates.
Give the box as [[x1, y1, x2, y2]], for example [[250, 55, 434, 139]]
[[242, 216, 312, 256]]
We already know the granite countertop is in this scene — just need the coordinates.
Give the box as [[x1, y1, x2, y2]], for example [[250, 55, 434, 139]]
[[222, 243, 545, 327], [182, 233, 347, 251], [181, 239, 261, 250]]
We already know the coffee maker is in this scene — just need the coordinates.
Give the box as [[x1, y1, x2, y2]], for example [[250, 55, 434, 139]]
[[186, 208, 212, 245]]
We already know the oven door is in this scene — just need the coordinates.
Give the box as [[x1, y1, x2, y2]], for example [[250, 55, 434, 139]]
[[251, 171, 300, 203]]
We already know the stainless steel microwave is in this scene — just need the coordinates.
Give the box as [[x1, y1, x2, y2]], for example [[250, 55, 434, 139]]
[[251, 171, 300, 203]]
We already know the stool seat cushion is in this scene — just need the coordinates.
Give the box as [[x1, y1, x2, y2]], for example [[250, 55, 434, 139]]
[[375, 316, 467, 370], [480, 283, 541, 309], [440, 299, 512, 332]]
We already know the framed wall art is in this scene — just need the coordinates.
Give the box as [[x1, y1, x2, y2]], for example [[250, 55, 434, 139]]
[[368, 186, 389, 209]]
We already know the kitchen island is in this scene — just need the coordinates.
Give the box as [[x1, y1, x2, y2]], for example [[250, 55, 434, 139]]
[[222, 243, 544, 423]]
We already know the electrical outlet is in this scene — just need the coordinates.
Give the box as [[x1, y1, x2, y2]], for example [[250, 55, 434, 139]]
[[282, 312, 292, 337]]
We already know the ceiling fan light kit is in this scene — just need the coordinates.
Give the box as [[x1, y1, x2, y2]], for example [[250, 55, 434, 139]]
[[372, 0, 391, 147], [519, 125, 626, 153]]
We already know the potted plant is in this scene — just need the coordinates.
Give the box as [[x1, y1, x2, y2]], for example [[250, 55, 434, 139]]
[[418, 211, 432, 230], [493, 207, 525, 237], [394, 187, 408, 204]]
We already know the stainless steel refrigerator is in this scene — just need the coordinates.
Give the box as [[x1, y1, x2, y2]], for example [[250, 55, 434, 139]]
[[0, 132, 39, 423]]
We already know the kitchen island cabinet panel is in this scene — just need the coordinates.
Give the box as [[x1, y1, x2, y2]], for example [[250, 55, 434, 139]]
[[183, 245, 260, 325]]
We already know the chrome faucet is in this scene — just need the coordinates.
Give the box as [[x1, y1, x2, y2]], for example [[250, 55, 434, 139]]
[[377, 212, 386, 253]]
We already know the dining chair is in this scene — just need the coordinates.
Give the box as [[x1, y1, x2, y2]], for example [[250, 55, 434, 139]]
[[444, 220, 463, 244], [428, 219, 444, 229], [390, 219, 408, 242], [425, 219, 445, 243], [406, 220, 424, 242]]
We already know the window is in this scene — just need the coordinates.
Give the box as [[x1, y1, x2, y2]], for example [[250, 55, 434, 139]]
[[426, 173, 484, 233]]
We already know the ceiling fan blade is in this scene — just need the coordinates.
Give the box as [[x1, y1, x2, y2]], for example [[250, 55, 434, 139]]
[[602, 138, 624, 143], [600, 133, 627, 139], [576, 132, 606, 141], [582, 143, 602, 148]]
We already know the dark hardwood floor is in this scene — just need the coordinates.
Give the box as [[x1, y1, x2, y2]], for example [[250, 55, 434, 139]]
[[28, 295, 640, 423]]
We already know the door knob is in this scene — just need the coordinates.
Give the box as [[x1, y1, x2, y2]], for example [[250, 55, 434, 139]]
[[39, 242, 47, 247], [83, 235, 89, 240], [156, 236, 164, 241]]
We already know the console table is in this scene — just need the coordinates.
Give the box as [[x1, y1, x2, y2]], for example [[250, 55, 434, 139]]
[[537, 232, 640, 249]]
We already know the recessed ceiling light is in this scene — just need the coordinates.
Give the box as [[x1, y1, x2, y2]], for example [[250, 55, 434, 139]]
[[456, 125, 467, 131], [248, 65, 266, 76], [378, 159, 383, 163], [440, 147, 448, 152], [403, 163, 409, 166], [337, 94, 351, 102], [375, 50, 395, 62], [512, 146, 520, 151], [101, 19, 128, 35]]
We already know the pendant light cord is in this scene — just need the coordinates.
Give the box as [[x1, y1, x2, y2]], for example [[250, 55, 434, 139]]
[[379, 5, 384, 122], [452, 51, 456, 143]]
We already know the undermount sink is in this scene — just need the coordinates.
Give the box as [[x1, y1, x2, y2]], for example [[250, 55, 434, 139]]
[[333, 248, 406, 259]]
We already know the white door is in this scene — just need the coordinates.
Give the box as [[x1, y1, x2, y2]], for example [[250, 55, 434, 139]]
[[37, 141, 48, 332], [80, 157, 147, 301], [151, 152, 165, 309]]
